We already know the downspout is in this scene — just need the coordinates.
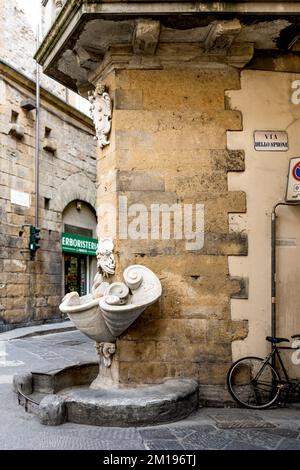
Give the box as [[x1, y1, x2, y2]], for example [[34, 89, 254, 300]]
[[271, 201, 300, 360], [35, 24, 41, 227], [271, 207, 277, 341]]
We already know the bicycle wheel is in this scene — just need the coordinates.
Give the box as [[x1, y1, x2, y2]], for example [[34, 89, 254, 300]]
[[227, 356, 281, 409]]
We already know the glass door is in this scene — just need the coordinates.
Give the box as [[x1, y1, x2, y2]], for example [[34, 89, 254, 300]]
[[64, 254, 87, 296]]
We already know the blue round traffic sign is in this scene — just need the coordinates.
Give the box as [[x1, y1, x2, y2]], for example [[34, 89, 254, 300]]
[[292, 162, 300, 181]]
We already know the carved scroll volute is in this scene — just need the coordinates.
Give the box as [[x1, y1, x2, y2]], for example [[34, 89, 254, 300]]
[[88, 84, 112, 149], [96, 342, 116, 368], [55, 0, 63, 16]]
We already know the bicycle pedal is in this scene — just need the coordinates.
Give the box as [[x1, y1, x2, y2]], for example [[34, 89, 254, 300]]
[[277, 401, 288, 408]]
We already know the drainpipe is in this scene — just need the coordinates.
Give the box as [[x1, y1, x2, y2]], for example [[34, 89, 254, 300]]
[[271, 201, 300, 346], [35, 24, 41, 227], [271, 204, 281, 343]]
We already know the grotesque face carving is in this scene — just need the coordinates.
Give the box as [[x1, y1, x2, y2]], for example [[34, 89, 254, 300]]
[[96, 238, 115, 277]]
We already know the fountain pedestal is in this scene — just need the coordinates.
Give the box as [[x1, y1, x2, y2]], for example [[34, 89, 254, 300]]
[[90, 342, 119, 390]]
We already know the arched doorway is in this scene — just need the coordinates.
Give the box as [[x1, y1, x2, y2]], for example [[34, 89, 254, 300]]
[[62, 200, 97, 296]]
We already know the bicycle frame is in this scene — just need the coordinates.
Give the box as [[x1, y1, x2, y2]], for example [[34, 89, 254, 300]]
[[269, 345, 300, 393], [227, 339, 300, 409]]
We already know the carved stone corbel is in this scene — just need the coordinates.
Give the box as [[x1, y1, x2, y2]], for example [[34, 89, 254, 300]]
[[9, 124, 24, 140], [205, 19, 242, 54], [132, 19, 160, 55], [43, 137, 57, 154]]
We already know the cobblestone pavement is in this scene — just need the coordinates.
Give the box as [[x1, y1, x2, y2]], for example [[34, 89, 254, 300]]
[[0, 326, 300, 450]]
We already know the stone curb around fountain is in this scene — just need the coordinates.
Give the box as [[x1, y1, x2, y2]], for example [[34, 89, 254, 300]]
[[39, 378, 199, 427], [14, 362, 199, 428]]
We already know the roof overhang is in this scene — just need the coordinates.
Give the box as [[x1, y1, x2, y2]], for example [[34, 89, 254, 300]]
[[35, 1, 300, 93]]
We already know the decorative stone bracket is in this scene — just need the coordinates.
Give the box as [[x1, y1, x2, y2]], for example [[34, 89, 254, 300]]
[[205, 19, 241, 53], [96, 342, 116, 368], [9, 124, 25, 140], [204, 19, 254, 68], [132, 19, 160, 55], [43, 137, 57, 154]]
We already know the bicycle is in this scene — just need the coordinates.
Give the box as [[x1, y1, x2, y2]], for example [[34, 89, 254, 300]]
[[227, 334, 300, 409]]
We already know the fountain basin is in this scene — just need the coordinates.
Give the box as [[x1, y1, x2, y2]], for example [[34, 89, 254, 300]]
[[59, 294, 115, 343], [59, 265, 162, 342]]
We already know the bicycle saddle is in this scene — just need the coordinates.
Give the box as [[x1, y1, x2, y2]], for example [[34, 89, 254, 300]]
[[266, 336, 289, 344]]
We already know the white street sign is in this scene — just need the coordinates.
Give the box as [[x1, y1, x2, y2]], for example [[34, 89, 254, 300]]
[[10, 189, 31, 207], [254, 131, 288, 151]]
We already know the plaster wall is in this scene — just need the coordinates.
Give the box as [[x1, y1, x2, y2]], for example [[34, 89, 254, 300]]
[[227, 70, 300, 369]]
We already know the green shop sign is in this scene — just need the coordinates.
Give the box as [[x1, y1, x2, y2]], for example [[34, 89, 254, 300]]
[[62, 232, 98, 256]]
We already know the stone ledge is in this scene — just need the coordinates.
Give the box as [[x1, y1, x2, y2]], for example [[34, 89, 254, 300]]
[[32, 362, 99, 394], [38, 378, 198, 427]]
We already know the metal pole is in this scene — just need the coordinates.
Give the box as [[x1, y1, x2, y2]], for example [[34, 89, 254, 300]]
[[271, 201, 300, 346], [35, 25, 41, 228], [271, 209, 277, 340]]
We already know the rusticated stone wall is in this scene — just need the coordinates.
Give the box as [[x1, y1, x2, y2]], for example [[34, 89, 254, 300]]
[[96, 68, 248, 399], [0, 71, 96, 331]]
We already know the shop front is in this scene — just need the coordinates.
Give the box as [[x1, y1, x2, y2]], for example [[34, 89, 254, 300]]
[[62, 229, 98, 296]]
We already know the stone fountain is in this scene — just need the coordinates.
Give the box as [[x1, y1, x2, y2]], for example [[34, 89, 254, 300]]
[[13, 239, 198, 426], [59, 238, 162, 390]]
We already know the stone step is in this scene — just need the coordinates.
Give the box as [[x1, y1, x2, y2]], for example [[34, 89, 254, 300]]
[[31, 362, 99, 394]]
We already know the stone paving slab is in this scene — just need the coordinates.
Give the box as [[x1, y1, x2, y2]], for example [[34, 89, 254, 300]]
[[180, 425, 232, 450], [139, 428, 178, 440], [263, 427, 300, 439], [6, 330, 98, 374], [223, 440, 266, 450], [277, 438, 300, 450], [145, 440, 185, 450], [0, 321, 75, 341], [223, 429, 284, 449]]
